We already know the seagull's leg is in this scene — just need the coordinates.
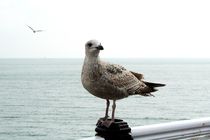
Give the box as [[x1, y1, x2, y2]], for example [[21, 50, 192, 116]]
[[101, 100, 115, 128], [104, 99, 110, 120], [111, 100, 116, 121], [99, 99, 109, 123]]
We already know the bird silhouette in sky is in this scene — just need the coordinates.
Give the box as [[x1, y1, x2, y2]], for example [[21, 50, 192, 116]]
[[27, 25, 44, 33]]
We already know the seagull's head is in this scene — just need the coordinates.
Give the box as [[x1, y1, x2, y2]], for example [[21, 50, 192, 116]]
[[85, 40, 104, 57]]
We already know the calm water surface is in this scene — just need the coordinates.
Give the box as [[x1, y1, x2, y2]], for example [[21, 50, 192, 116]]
[[0, 59, 210, 140]]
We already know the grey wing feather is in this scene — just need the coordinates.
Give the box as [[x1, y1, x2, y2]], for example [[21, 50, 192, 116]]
[[27, 25, 35, 31], [36, 30, 44, 32]]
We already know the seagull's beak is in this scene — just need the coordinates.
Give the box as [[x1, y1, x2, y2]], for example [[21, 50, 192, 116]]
[[96, 45, 104, 50]]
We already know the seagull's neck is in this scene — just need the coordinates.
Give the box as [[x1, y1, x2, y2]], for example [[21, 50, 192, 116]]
[[85, 56, 100, 64], [83, 56, 101, 80]]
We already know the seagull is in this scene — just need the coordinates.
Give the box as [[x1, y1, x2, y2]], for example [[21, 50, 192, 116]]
[[26, 25, 44, 33], [81, 40, 165, 127]]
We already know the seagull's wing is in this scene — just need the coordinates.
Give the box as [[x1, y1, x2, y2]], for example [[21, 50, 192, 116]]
[[27, 25, 35, 31], [101, 62, 163, 97], [36, 30, 44, 32], [130, 71, 144, 80], [102, 63, 146, 95]]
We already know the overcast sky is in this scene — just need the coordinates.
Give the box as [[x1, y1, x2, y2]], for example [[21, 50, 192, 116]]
[[0, 0, 210, 58]]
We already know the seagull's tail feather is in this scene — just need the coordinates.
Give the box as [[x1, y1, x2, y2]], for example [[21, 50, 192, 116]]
[[139, 81, 165, 97], [143, 81, 166, 87]]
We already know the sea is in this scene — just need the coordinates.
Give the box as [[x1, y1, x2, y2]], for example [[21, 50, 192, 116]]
[[0, 58, 210, 140]]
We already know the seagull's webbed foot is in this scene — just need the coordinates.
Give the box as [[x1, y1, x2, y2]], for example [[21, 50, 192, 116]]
[[99, 116, 109, 121], [101, 119, 114, 128]]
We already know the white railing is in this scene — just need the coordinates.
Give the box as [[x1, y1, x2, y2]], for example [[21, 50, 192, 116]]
[[80, 117, 210, 140]]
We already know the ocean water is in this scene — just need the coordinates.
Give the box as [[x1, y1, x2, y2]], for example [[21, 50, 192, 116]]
[[0, 58, 210, 140]]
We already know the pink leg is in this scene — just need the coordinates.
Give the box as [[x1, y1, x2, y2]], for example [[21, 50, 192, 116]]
[[104, 99, 110, 119], [101, 100, 116, 128], [111, 100, 116, 121]]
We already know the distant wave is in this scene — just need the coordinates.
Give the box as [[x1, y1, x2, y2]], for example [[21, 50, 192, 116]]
[[141, 117, 189, 121]]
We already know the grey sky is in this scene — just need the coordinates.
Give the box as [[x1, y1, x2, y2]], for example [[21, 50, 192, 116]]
[[0, 0, 210, 58]]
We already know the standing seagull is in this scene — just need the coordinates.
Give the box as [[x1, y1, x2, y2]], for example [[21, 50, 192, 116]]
[[26, 25, 44, 33], [81, 40, 165, 127]]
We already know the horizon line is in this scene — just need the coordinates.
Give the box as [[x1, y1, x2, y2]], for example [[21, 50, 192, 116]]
[[0, 57, 210, 59]]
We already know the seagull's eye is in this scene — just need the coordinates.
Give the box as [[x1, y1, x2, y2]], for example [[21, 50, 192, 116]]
[[87, 43, 92, 48]]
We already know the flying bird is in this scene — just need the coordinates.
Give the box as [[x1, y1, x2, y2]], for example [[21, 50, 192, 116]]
[[26, 25, 44, 33], [81, 40, 165, 127]]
